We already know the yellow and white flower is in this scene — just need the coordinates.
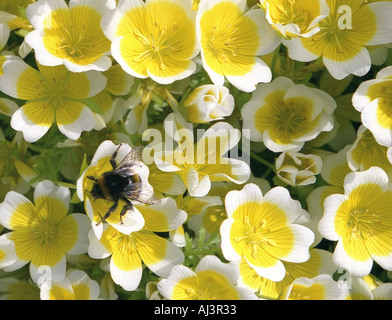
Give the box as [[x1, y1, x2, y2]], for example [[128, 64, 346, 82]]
[[284, 0, 392, 80], [157, 255, 258, 300], [0, 1, 34, 51], [88, 197, 187, 291], [260, 0, 330, 39], [40, 270, 100, 300], [183, 84, 235, 124], [352, 66, 392, 147], [196, 0, 281, 92], [280, 274, 343, 300], [154, 121, 251, 197], [0, 97, 18, 117], [0, 56, 107, 142], [220, 183, 314, 282], [341, 276, 392, 300], [77, 140, 154, 239], [0, 235, 17, 270], [238, 248, 337, 299], [319, 166, 392, 277], [241, 76, 336, 152], [0, 180, 90, 284], [306, 146, 352, 246], [276, 151, 323, 186], [347, 125, 392, 179], [25, 0, 115, 72], [101, 0, 199, 85]]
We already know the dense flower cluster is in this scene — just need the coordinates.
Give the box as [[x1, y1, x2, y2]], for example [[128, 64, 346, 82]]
[[0, 0, 392, 300]]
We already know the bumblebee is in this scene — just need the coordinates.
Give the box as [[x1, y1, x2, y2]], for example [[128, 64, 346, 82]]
[[86, 144, 158, 225]]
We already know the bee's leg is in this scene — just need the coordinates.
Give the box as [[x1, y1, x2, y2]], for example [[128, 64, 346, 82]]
[[96, 200, 119, 226], [110, 144, 123, 169], [87, 176, 98, 181], [119, 202, 133, 225]]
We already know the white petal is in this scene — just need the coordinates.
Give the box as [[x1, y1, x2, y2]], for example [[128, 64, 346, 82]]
[[352, 79, 381, 112], [157, 264, 196, 299], [30, 256, 67, 285], [319, 193, 347, 241], [333, 240, 373, 277], [245, 256, 286, 282], [224, 183, 263, 218], [11, 108, 51, 143], [24, 30, 63, 67], [280, 224, 314, 263], [67, 213, 90, 255], [26, 0, 68, 30], [110, 256, 143, 291], [220, 219, 242, 261], [57, 106, 96, 141], [107, 206, 145, 235], [264, 186, 303, 223], [361, 98, 392, 147], [365, 2, 392, 46], [284, 37, 320, 62], [245, 8, 281, 55], [33, 180, 70, 210], [87, 227, 111, 259], [323, 48, 371, 80], [0, 191, 32, 230], [144, 240, 185, 278], [226, 58, 272, 93], [196, 255, 239, 286], [343, 166, 389, 195]]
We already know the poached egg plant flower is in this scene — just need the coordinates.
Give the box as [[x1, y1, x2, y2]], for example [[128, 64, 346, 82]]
[[88, 197, 187, 292], [260, 0, 330, 39], [241, 76, 336, 153], [319, 166, 392, 277], [196, 0, 281, 92], [0, 180, 90, 284], [25, 0, 115, 73], [101, 0, 199, 85], [220, 183, 314, 282], [352, 66, 392, 147], [157, 255, 258, 300], [0, 56, 107, 143], [284, 0, 392, 80]]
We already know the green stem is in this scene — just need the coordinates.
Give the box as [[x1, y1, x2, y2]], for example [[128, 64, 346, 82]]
[[270, 45, 281, 77], [54, 181, 77, 189], [250, 151, 275, 170]]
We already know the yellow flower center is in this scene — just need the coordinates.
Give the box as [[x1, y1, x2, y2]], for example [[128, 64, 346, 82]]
[[346, 207, 382, 239], [58, 25, 95, 59], [268, 0, 311, 33], [30, 221, 59, 246], [274, 103, 307, 135], [132, 23, 181, 71], [234, 216, 276, 258], [173, 271, 240, 300], [43, 6, 111, 65], [206, 24, 239, 64]]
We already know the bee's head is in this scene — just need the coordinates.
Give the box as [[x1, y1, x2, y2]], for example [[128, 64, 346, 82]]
[[86, 176, 104, 199]]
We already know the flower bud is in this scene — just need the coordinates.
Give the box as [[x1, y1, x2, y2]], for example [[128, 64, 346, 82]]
[[184, 85, 235, 123]]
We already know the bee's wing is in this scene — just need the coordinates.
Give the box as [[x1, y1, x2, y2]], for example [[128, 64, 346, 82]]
[[122, 183, 161, 205], [116, 146, 144, 169]]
